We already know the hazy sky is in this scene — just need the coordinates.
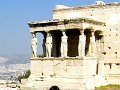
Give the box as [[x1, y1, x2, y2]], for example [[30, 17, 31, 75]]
[[0, 0, 119, 55]]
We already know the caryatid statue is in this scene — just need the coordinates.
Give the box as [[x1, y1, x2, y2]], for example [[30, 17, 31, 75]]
[[90, 31, 96, 56], [31, 33, 37, 58], [78, 30, 86, 57], [61, 31, 68, 57], [45, 32, 52, 57]]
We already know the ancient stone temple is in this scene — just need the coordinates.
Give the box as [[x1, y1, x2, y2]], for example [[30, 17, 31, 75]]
[[26, 1, 120, 90]]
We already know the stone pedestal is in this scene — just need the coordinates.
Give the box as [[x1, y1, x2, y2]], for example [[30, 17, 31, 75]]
[[26, 57, 97, 90]]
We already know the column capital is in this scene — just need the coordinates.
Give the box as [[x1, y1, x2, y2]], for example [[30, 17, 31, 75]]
[[88, 26, 95, 32], [31, 32, 36, 34], [91, 30, 95, 36], [60, 29, 66, 32], [78, 28, 84, 30], [45, 30, 50, 33], [79, 29, 84, 35], [31, 32, 36, 38], [91, 29, 95, 32], [99, 31, 104, 36]]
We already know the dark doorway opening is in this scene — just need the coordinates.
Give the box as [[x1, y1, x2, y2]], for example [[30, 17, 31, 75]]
[[49, 86, 60, 90]]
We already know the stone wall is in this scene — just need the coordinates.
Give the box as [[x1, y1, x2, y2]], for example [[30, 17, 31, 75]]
[[27, 57, 97, 89], [53, 3, 120, 76], [30, 57, 97, 77]]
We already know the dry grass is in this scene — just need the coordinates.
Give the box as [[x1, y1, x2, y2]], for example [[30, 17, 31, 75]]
[[95, 84, 120, 90]]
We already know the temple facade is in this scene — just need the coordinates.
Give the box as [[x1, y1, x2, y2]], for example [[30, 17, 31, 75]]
[[26, 1, 120, 90]]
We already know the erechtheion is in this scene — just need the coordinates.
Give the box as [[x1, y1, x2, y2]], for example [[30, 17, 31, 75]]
[[26, 1, 120, 90]]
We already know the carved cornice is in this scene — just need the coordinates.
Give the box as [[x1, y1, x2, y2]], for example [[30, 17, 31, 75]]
[[28, 17, 105, 32], [28, 17, 105, 27]]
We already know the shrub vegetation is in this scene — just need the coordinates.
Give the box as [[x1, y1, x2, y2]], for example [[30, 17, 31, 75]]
[[18, 70, 30, 83]]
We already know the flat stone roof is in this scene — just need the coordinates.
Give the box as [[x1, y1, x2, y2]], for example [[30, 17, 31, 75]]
[[53, 2, 120, 12], [28, 17, 105, 28]]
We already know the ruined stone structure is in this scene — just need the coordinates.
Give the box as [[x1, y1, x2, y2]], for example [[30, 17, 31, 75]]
[[26, 1, 120, 90]]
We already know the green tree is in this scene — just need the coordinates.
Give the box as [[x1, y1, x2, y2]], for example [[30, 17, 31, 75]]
[[18, 70, 31, 83]]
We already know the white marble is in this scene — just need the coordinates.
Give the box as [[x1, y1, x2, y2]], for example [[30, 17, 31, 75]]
[[45, 32, 52, 57], [31, 33, 37, 58], [78, 30, 86, 57], [60, 31, 68, 57]]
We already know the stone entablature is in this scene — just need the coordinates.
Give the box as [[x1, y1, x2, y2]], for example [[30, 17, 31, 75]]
[[28, 17, 105, 32]]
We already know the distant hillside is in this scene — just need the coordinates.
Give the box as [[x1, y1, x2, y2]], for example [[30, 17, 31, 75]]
[[0, 54, 30, 65], [0, 54, 30, 80]]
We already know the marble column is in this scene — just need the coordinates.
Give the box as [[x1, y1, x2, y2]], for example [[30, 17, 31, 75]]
[[97, 34, 104, 75], [78, 29, 86, 57], [89, 30, 96, 56], [98, 60, 104, 75], [45, 32, 52, 57], [60, 31, 68, 57], [31, 32, 37, 58]]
